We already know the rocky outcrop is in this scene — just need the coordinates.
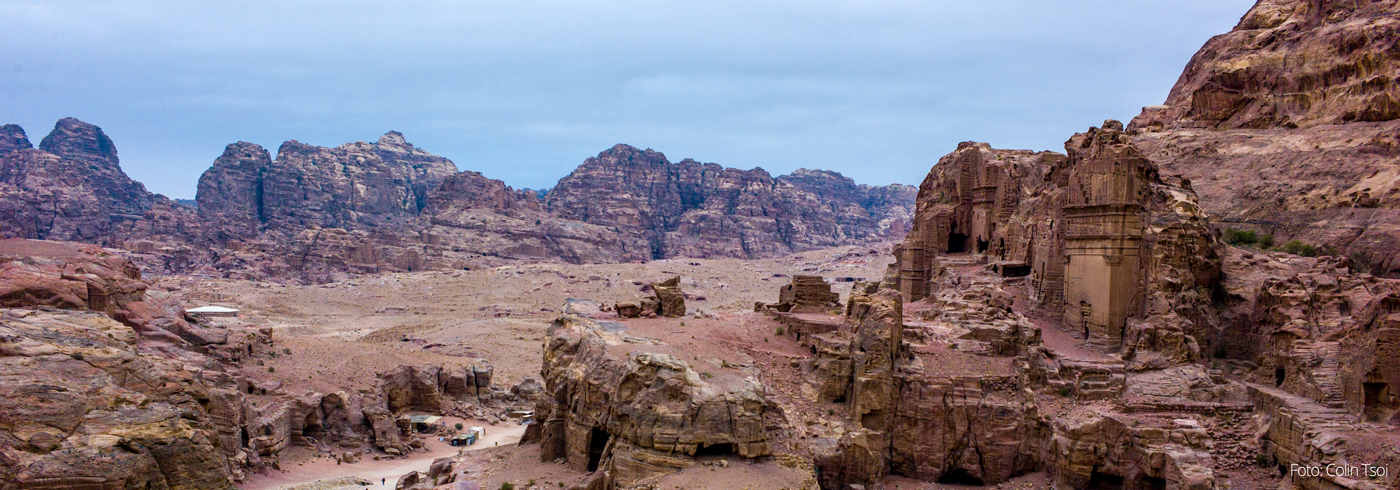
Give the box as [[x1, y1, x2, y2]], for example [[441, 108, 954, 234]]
[[197, 132, 457, 240], [1126, 0, 1400, 277], [0, 119, 162, 244], [1128, 0, 1400, 131], [0, 309, 236, 489], [547, 144, 915, 260], [893, 124, 1220, 357], [767, 275, 841, 313], [533, 311, 775, 487]]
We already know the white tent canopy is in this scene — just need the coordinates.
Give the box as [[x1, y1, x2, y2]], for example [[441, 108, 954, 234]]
[[184, 306, 240, 315]]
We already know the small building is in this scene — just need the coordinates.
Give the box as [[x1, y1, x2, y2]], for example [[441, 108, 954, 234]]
[[450, 433, 476, 446], [409, 415, 443, 433], [184, 306, 240, 317]]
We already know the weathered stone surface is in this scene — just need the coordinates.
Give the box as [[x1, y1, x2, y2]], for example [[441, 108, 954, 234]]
[[0, 309, 236, 490], [893, 125, 1219, 356], [651, 276, 686, 317], [1128, 0, 1400, 131], [547, 144, 914, 260], [773, 275, 841, 313], [198, 132, 457, 238], [534, 310, 775, 487], [1125, 0, 1400, 278], [0, 119, 159, 244]]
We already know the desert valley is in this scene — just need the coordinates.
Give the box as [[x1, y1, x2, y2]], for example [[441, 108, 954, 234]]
[[4, 1, 1400, 489]]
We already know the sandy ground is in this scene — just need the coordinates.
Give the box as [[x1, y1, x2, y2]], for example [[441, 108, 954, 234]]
[[239, 419, 527, 490], [159, 243, 895, 393], [152, 244, 895, 488]]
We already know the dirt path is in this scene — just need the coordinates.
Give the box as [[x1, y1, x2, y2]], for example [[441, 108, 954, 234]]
[[239, 424, 527, 490]]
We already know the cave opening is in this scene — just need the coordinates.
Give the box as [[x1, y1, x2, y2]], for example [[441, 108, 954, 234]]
[[240, 428, 249, 448], [1001, 264, 1031, 277], [587, 427, 610, 472], [948, 232, 969, 253], [302, 412, 324, 441], [695, 443, 735, 458], [976, 238, 989, 253], [937, 468, 984, 486], [1363, 368, 1392, 422], [1138, 475, 1167, 490], [1275, 368, 1286, 387], [1085, 471, 1124, 489]]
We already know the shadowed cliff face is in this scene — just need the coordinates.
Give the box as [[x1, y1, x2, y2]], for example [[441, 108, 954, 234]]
[[546, 144, 915, 260]]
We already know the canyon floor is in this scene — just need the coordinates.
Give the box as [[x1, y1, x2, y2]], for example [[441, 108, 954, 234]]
[[174, 243, 895, 488]]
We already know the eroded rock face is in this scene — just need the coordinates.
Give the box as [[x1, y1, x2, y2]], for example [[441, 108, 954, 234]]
[[534, 311, 775, 487], [0, 119, 157, 244], [197, 132, 457, 238], [0, 309, 235, 490], [1128, 0, 1400, 131], [893, 125, 1220, 355], [1125, 0, 1400, 278], [547, 144, 915, 260]]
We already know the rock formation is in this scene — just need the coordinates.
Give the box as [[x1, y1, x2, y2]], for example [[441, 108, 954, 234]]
[[4, 119, 914, 283], [534, 309, 775, 488], [1128, 0, 1400, 277], [547, 144, 915, 260], [0, 118, 182, 245], [894, 124, 1219, 355], [197, 132, 457, 239], [765, 275, 842, 313]]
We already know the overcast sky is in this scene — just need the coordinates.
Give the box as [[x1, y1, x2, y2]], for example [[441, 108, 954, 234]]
[[0, 0, 1254, 199]]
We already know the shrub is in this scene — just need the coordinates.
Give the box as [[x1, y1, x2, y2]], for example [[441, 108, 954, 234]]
[[1224, 228, 1258, 245], [1254, 453, 1271, 468], [268, 367, 275, 373], [500, 483, 515, 490], [455, 422, 464, 430], [1059, 385, 1072, 397], [775, 327, 784, 335], [1282, 240, 1306, 255], [1259, 234, 1275, 248]]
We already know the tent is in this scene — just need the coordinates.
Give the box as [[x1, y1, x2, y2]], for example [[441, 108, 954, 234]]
[[184, 306, 240, 317]]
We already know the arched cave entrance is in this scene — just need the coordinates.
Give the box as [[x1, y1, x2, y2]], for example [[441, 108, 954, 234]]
[[976, 237, 989, 253], [937, 468, 984, 486], [1275, 368, 1286, 387], [303, 412, 324, 441], [587, 427, 611, 472]]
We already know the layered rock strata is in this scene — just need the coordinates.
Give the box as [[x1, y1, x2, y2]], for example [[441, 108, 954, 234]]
[[1127, 0, 1400, 277], [533, 309, 775, 488]]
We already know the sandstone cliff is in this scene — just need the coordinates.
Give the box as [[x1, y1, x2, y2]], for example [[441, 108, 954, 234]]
[[1128, 0, 1400, 276], [0, 119, 168, 244], [547, 144, 915, 260]]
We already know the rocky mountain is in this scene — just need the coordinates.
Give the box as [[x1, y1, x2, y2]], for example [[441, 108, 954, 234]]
[[196, 132, 459, 243], [1129, 0, 1400, 275], [547, 144, 915, 260], [0, 120, 912, 282], [0, 119, 165, 244]]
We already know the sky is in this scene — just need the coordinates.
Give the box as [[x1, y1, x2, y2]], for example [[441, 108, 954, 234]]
[[0, 0, 1255, 199]]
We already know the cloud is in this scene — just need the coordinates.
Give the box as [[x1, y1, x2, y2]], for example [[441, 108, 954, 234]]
[[0, 0, 1255, 198]]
